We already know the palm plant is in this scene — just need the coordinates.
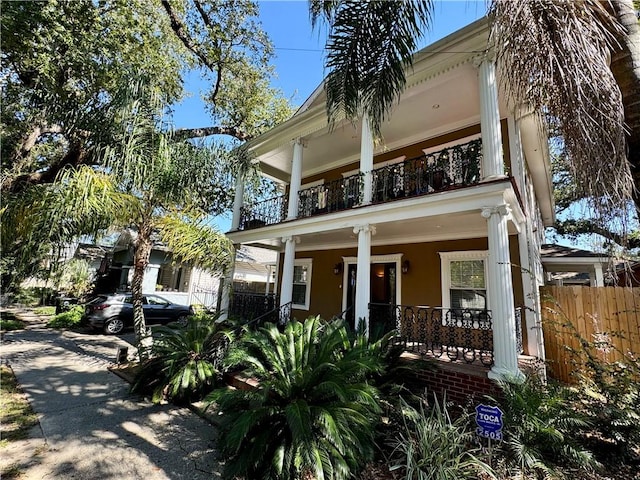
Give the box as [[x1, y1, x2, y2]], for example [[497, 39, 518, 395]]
[[132, 314, 232, 404], [210, 317, 383, 480], [389, 396, 495, 480], [492, 375, 598, 479]]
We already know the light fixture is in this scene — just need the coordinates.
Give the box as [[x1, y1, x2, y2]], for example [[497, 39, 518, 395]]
[[401, 260, 410, 274], [333, 263, 343, 275]]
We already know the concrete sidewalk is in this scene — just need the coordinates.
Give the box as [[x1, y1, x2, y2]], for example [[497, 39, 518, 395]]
[[1, 309, 223, 479]]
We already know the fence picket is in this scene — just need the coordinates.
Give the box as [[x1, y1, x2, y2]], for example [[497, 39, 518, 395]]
[[540, 286, 640, 383]]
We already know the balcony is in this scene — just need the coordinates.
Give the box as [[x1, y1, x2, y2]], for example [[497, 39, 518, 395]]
[[238, 139, 482, 231]]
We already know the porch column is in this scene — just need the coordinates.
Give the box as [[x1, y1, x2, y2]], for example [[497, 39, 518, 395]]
[[354, 224, 375, 336], [286, 138, 304, 220], [476, 54, 505, 180], [231, 172, 245, 231], [517, 223, 544, 359], [594, 264, 605, 287], [360, 115, 374, 204], [481, 205, 523, 381], [280, 236, 298, 308], [218, 244, 238, 320]]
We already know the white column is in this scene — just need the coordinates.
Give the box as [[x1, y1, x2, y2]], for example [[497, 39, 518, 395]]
[[280, 236, 298, 307], [517, 224, 543, 358], [231, 173, 245, 231], [477, 55, 505, 180], [481, 205, 523, 381], [218, 244, 238, 320], [354, 224, 375, 336], [594, 264, 604, 287], [287, 139, 304, 220], [360, 115, 374, 204]]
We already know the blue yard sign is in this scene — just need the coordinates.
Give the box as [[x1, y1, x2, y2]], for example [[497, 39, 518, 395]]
[[475, 404, 504, 441]]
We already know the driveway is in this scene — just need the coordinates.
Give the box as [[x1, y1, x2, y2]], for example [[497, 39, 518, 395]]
[[1, 309, 223, 479]]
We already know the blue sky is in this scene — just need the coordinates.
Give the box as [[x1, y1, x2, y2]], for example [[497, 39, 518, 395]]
[[172, 0, 487, 130]]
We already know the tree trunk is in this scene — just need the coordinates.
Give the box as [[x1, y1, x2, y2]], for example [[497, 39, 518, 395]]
[[610, 0, 640, 211], [131, 219, 153, 358]]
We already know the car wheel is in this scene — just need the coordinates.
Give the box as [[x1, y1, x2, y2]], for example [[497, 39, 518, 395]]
[[176, 314, 189, 328], [104, 317, 124, 335]]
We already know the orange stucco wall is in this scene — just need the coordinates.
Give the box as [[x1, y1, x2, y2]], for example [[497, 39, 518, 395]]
[[280, 235, 524, 324]]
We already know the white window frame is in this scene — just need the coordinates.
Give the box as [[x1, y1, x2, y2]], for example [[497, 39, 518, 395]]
[[439, 251, 489, 309], [292, 258, 313, 310], [421, 133, 481, 155], [342, 155, 406, 178]]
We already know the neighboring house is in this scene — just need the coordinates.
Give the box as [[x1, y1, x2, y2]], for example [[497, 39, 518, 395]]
[[541, 243, 609, 287], [98, 230, 276, 308], [223, 17, 552, 387]]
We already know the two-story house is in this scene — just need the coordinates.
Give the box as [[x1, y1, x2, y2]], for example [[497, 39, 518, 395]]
[[222, 18, 552, 386]]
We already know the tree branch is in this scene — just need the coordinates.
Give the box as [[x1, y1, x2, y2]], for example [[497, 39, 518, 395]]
[[173, 126, 251, 141], [554, 219, 640, 249], [160, 0, 218, 73]]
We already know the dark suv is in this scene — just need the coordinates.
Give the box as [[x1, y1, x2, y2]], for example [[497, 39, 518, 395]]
[[84, 294, 194, 334]]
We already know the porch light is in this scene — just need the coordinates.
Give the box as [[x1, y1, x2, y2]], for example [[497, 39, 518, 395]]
[[402, 260, 410, 274], [333, 263, 343, 275]]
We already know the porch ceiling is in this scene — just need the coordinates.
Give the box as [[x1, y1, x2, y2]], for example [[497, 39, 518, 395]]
[[257, 63, 510, 181]]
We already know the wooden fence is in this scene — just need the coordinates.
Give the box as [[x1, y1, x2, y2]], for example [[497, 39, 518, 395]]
[[540, 286, 640, 382]]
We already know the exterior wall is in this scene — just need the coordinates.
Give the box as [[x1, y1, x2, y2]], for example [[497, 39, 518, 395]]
[[299, 121, 511, 186], [281, 236, 525, 323]]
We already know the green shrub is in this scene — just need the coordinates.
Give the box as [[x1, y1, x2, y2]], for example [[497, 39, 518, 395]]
[[389, 396, 494, 480], [33, 306, 55, 316], [568, 337, 640, 463], [493, 375, 598, 479], [210, 317, 383, 480], [132, 316, 232, 404], [47, 305, 84, 329], [0, 312, 24, 331]]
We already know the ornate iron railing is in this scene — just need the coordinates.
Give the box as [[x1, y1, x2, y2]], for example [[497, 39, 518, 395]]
[[238, 139, 482, 229], [239, 195, 287, 230], [514, 306, 525, 355], [230, 292, 278, 321], [297, 173, 362, 219], [369, 303, 494, 366], [371, 139, 482, 203]]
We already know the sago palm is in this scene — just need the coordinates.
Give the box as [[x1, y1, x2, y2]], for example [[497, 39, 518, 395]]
[[132, 314, 233, 404], [210, 317, 383, 480]]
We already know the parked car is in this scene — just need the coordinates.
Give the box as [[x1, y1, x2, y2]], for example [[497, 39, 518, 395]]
[[83, 294, 194, 334]]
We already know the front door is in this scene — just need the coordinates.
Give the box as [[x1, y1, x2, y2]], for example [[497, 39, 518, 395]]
[[345, 262, 397, 336]]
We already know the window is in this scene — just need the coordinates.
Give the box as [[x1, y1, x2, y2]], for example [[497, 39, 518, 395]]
[[440, 251, 489, 310], [292, 259, 312, 310]]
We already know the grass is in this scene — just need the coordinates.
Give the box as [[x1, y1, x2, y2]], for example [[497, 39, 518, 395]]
[[0, 312, 24, 331], [32, 306, 55, 316], [0, 365, 39, 446]]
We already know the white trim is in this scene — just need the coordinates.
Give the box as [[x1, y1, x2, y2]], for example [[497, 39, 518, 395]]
[[342, 155, 407, 178], [422, 133, 481, 155], [439, 250, 489, 309], [340, 254, 403, 313], [292, 258, 312, 310], [300, 179, 324, 189]]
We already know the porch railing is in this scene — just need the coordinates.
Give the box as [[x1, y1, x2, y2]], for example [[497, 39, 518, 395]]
[[237, 139, 483, 231], [369, 303, 494, 366], [230, 292, 278, 321], [239, 195, 288, 230], [298, 173, 362, 219], [371, 139, 482, 203]]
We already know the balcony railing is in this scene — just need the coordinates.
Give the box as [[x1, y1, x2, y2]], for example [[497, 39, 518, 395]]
[[369, 303, 494, 366], [298, 173, 362, 219], [372, 139, 482, 202], [238, 139, 482, 230], [239, 195, 288, 230]]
